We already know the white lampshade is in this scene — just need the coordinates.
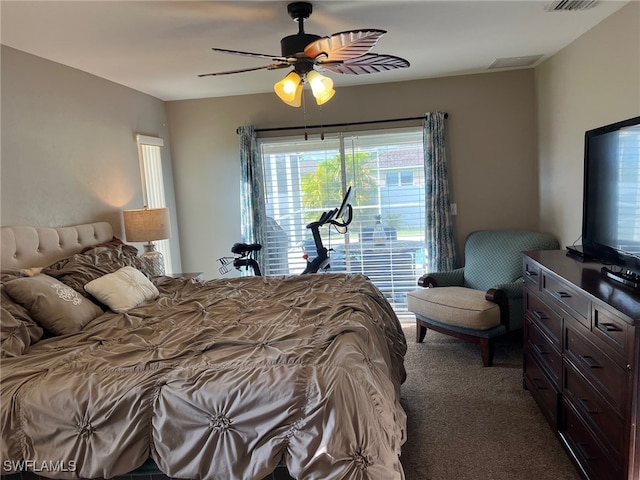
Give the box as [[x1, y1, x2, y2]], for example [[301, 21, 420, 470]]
[[122, 207, 170, 277], [123, 207, 170, 242]]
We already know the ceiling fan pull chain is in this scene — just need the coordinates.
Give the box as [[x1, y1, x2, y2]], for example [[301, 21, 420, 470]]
[[302, 89, 308, 141], [319, 105, 325, 140]]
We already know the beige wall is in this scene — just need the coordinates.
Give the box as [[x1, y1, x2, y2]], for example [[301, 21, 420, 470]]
[[167, 69, 539, 278], [1, 46, 182, 271], [536, 1, 640, 247], [3, 2, 636, 279]]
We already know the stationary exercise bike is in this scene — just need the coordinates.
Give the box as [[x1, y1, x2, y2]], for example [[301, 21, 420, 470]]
[[217, 186, 354, 276], [300, 186, 353, 274]]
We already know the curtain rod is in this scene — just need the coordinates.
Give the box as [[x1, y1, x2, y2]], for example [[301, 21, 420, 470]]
[[238, 113, 448, 135]]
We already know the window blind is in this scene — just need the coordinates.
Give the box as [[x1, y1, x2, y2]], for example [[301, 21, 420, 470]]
[[136, 134, 173, 274]]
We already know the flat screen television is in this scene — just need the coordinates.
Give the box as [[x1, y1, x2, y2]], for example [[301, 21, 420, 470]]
[[582, 115, 640, 289]]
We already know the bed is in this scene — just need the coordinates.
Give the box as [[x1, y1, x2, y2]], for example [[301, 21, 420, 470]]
[[0, 222, 408, 480]]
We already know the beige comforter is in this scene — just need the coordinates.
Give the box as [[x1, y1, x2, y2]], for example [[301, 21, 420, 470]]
[[1, 273, 407, 480]]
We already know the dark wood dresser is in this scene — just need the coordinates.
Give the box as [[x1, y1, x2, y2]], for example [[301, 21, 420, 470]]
[[522, 250, 640, 480]]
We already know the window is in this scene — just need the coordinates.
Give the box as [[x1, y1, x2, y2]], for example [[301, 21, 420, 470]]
[[258, 127, 426, 314], [401, 171, 414, 186], [136, 134, 173, 274], [386, 171, 414, 187]]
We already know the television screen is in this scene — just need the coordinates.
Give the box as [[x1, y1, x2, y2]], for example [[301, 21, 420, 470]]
[[582, 116, 640, 285]]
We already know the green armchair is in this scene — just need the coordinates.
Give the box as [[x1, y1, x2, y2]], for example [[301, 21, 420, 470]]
[[407, 230, 559, 366]]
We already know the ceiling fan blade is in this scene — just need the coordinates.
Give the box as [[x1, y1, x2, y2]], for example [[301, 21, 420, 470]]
[[304, 29, 387, 62], [321, 53, 410, 75], [198, 63, 290, 77], [211, 47, 293, 63]]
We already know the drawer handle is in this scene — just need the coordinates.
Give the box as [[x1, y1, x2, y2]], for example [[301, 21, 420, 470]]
[[580, 355, 602, 369], [555, 291, 572, 299], [531, 378, 547, 390], [598, 322, 622, 333], [532, 310, 549, 321], [576, 442, 599, 462], [525, 270, 538, 277]]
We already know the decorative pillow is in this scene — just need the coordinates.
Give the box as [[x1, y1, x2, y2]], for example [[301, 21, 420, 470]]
[[42, 238, 145, 296], [1, 289, 43, 343], [1, 307, 32, 357], [1, 270, 27, 284], [84, 266, 159, 313], [4, 274, 103, 335], [1, 272, 44, 347]]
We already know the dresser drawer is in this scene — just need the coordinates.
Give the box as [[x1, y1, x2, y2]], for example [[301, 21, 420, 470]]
[[524, 351, 559, 428], [564, 322, 627, 413], [561, 403, 624, 480], [525, 290, 562, 348], [525, 318, 561, 387], [564, 362, 624, 459], [523, 257, 542, 288], [592, 306, 629, 362], [542, 272, 590, 326]]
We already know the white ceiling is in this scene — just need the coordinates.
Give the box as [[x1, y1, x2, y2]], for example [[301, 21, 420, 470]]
[[0, 0, 629, 101]]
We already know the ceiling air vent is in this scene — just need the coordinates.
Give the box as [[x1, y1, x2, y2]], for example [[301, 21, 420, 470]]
[[545, 0, 598, 11], [488, 55, 544, 70]]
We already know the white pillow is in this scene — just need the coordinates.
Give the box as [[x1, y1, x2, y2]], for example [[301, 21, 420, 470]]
[[84, 266, 159, 313]]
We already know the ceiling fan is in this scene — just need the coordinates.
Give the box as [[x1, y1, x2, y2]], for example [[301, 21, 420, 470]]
[[198, 1, 410, 107]]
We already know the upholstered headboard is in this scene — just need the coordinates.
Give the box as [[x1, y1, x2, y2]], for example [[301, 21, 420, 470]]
[[0, 222, 114, 271]]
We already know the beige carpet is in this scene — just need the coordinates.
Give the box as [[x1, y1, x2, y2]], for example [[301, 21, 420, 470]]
[[399, 324, 582, 480]]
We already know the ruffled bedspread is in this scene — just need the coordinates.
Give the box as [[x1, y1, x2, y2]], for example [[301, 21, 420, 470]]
[[1, 273, 407, 480]]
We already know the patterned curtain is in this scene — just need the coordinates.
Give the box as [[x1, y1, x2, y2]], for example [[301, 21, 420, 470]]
[[423, 112, 457, 272], [237, 125, 267, 273]]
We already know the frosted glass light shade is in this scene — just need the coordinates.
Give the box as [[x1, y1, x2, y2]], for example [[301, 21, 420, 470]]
[[274, 71, 303, 107], [307, 70, 335, 105], [313, 87, 335, 105], [123, 207, 170, 242]]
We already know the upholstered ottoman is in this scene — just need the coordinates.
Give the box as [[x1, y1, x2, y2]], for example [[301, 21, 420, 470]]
[[407, 286, 501, 330], [406, 285, 508, 367]]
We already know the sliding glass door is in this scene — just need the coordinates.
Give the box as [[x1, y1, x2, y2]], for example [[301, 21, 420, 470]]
[[259, 127, 426, 313]]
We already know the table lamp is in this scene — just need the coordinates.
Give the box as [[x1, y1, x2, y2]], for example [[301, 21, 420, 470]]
[[122, 207, 170, 276]]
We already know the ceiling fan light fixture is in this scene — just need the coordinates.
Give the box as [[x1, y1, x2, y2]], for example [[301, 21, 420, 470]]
[[307, 70, 335, 105], [313, 86, 335, 105], [274, 71, 303, 107], [204, 3, 409, 108]]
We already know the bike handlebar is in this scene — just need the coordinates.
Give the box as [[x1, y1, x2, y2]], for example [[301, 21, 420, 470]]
[[305, 203, 353, 231]]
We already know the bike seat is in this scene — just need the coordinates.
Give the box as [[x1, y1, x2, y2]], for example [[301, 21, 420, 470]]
[[231, 242, 263, 254]]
